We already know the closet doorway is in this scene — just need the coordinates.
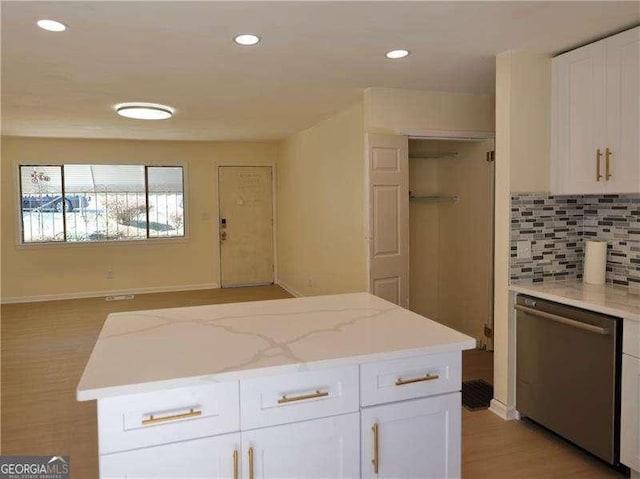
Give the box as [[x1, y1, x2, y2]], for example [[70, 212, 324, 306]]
[[408, 137, 494, 350]]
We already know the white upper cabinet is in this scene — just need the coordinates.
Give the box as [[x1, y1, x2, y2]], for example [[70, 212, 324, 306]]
[[552, 27, 639, 194], [605, 28, 640, 193]]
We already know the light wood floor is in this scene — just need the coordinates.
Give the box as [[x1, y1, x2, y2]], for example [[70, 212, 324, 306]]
[[1, 287, 627, 478]]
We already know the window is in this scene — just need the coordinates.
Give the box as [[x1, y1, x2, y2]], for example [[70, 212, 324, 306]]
[[20, 165, 184, 243]]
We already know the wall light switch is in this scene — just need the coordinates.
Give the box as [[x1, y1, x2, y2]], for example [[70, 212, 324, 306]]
[[517, 240, 532, 260]]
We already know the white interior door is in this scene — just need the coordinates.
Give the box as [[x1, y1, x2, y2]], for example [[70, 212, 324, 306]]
[[219, 166, 274, 287], [366, 133, 409, 307]]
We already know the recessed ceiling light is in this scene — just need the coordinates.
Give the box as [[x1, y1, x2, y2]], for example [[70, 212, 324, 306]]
[[115, 103, 174, 120], [386, 49, 410, 59], [234, 34, 260, 46], [37, 19, 67, 32]]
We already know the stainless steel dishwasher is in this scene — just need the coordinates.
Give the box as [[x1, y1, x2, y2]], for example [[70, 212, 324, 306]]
[[516, 294, 623, 466]]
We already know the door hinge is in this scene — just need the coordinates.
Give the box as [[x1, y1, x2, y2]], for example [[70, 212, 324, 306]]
[[484, 325, 493, 339], [486, 151, 495, 162]]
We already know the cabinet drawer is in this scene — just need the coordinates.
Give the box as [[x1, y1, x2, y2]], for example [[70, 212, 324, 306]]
[[360, 352, 461, 406], [98, 382, 239, 454], [623, 319, 640, 359], [240, 366, 359, 430]]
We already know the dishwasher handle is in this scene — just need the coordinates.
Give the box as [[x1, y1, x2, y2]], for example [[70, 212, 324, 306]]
[[515, 304, 610, 335]]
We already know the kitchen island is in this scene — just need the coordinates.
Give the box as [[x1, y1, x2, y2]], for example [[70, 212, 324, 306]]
[[78, 292, 475, 478]]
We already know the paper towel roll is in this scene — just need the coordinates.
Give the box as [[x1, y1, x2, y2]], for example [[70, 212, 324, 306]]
[[583, 240, 607, 285]]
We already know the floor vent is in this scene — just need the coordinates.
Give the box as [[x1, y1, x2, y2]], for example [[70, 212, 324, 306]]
[[462, 379, 493, 411]]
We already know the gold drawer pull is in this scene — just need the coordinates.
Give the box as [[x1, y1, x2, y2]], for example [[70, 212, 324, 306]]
[[141, 408, 201, 425], [248, 446, 254, 479], [395, 373, 439, 386], [278, 389, 329, 404], [372, 423, 379, 474], [233, 449, 239, 479], [596, 149, 603, 181], [605, 147, 612, 180]]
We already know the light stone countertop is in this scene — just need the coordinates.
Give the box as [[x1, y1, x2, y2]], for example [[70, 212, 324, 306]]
[[77, 292, 476, 401], [510, 279, 640, 322]]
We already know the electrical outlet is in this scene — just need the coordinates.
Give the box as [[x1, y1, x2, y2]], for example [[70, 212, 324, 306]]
[[106, 268, 114, 279], [517, 240, 531, 260]]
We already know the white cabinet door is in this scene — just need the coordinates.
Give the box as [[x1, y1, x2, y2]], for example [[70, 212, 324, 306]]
[[361, 392, 461, 479], [605, 27, 640, 193], [551, 40, 606, 194], [241, 413, 359, 479], [100, 432, 240, 479], [552, 26, 640, 195], [621, 354, 640, 472]]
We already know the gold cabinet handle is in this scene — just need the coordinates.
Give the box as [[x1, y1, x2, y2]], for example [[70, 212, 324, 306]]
[[233, 450, 238, 479], [596, 149, 603, 181], [605, 147, 612, 180], [248, 446, 254, 479], [141, 408, 201, 425], [277, 389, 329, 404], [372, 423, 379, 474], [395, 373, 439, 386]]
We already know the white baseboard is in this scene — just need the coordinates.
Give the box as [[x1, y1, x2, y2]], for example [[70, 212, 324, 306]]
[[276, 280, 304, 298], [1, 282, 220, 304], [489, 399, 520, 421]]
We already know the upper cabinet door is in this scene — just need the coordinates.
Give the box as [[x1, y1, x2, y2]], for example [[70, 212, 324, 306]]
[[604, 27, 640, 194], [551, 27, 640, 195], [551, 41, 606, 194]]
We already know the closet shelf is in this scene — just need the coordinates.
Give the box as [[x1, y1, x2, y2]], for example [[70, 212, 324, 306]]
[[409, 194, 459, 202], [409, 152, 458, 160]]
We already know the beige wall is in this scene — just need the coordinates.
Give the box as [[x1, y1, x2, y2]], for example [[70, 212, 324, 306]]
[[1, 137, 279, 301], [507, 53, 552, 193], [409, 140, 493, 343], [364, 87, 495, 134], [493, 51, 552, 410], [409, 149, 440, 320], [277, 102, 367, 296]]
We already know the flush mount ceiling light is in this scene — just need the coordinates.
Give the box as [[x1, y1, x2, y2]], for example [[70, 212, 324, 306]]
[[36, 19, 67, 32], [234, 34, 260, 46], [386, 49, 410, 59], [115, 103, 174, 120]]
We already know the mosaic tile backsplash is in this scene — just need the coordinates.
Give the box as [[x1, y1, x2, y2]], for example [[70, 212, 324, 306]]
[[510, 194, 640, 291]]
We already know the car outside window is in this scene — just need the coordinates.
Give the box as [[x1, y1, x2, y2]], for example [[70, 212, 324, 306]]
[[19, 164, 185, 244]]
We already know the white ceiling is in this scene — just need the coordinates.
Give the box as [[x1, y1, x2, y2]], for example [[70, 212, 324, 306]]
[[2, 1, 638, 141]]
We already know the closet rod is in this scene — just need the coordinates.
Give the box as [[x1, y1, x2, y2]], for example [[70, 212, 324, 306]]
[[409, 194, 459, 202], [409, 152, 458, 160]]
